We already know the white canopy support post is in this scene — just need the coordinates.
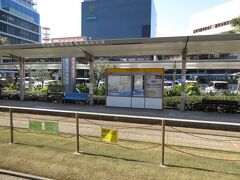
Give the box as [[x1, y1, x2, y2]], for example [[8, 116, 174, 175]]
[[237, 78, 240, 94], [89, 58, 94, 106], [180, 47, 187, 111], [173, 60, 177, 87], [19, 58, 25, 101]]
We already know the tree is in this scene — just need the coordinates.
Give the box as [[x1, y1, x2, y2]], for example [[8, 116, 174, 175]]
[[230, 16, 240, 33], [31, 60, 51, 88], [94, 58, 109, 85]]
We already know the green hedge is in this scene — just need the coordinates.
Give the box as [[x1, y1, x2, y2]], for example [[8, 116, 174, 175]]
[[1, 91, 19, 100], [1, 91, 46, 101], [164, 96, 203, 110], [1, 90, 106, 104], [164, 96, 240, 111], [94, 96, 106, 105]]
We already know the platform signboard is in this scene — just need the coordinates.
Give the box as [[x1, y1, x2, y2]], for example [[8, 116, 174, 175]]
[[106, 68, 164, 109], [101, 128, 118, 143]]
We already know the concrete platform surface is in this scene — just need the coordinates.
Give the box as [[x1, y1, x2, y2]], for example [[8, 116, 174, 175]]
[[0, 100, 239, 124]]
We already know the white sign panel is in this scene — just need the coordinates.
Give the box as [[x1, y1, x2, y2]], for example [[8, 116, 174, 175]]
[[108, 76, 131, 97], [146, 75, 163, 98]]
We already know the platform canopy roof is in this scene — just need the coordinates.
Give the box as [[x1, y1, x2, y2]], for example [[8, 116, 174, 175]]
[[0, 34, 240, 59]]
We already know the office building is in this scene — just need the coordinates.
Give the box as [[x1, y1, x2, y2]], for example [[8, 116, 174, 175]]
[[82, 0, 156, 40], [0, 0, 41, 44], [189, 0, 240, 35]]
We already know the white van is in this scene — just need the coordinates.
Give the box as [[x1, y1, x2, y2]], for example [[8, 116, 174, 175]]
[[205, 81, 228, 93]]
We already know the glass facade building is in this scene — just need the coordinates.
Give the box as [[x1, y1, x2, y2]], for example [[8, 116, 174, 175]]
[[82, 0, 157, 40], [0, 0, 40, 44]]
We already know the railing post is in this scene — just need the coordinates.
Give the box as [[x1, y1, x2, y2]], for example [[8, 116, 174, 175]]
[[161, 119, 165, 166], [76, 112, 80, 153], [9, 108, 14, 144]]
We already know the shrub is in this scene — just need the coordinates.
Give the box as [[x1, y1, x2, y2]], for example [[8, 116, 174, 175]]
[[202, 95, 240, 102], [94, 96, 106, 105], [164, 96, 180, 109], [95, 86, 106, 96], [76, 84, 89, 93], [1, 90, 19, 100], [76, 83, 106, 96], [186, 83, 201, 96], [25, 91, 46, 101], [164, 85, 181, 97], [3, 84, 19, 91], [164, 95, 240, 111], [185, 96, 202, 111], [40, 86, 48, 93]]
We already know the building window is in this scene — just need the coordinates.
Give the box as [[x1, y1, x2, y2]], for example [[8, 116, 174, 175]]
[[193, 20, 231, 34]]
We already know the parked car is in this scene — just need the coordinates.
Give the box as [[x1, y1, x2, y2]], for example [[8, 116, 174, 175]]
[[186, 80, 198, 84], [164, 81, 173, 89], [205, 81, 228, 94]]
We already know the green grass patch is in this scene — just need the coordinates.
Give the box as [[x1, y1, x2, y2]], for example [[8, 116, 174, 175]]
[[0, 128, 240, 180]]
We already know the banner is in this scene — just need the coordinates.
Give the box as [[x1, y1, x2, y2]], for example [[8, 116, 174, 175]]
[[45, 121, 59, 134], [101, 128, 118, 143], [29, 121, 59, 134], [29, 121, 42, 132]]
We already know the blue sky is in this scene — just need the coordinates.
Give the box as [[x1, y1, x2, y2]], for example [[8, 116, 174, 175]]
[[38, 0, 230, 39]]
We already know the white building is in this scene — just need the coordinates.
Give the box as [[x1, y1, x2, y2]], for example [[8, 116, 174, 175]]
[[189, 0, 240, 35]]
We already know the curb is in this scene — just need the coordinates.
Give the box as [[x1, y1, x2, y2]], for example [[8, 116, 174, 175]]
[[0, 106, 240, 131], [0, 169, 52, 180]]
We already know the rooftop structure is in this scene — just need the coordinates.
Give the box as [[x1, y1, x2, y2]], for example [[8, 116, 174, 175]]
[[189, 0, 240, 35], [51, 36, 86, 43], [81, 0, 157, 40]]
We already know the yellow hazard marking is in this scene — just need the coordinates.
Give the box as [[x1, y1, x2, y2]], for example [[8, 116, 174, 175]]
[[101, 128, 118, 143]]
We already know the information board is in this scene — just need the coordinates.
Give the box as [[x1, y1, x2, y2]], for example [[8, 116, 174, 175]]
[[146, 75, 163, 98], [108, 76, 131, 96], [133, 75, 144, 97]]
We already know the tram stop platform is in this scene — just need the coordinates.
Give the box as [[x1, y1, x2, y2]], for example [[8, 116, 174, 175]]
[[0, 100, 239, 125]]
